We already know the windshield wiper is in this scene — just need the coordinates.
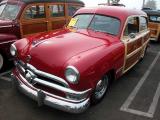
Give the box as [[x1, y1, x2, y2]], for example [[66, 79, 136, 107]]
[[92, 29, 115, 36], [68, 25, 78, 29]]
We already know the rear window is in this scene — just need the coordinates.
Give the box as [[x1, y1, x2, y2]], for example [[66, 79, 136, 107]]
[[149, 16, 160, 23], [68, 5, 82, 16]]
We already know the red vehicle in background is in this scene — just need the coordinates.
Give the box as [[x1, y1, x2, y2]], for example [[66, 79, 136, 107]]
[[11, 6, 150, 113], [0, 0, 84, 72]]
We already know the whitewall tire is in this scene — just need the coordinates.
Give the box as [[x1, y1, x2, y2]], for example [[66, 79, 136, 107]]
[[91, 74, 111, 104], [0, 53, 4, 71]]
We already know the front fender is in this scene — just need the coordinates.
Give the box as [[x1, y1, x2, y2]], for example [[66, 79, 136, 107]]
[[64, 42, 125, 91], [0, 34, 18, 58]]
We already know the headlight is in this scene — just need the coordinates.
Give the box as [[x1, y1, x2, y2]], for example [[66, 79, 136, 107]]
[[65, 66, 80, 84], [10, 44, 17, 56]]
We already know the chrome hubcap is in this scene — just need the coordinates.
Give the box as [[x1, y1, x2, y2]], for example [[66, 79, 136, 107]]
[[95, 76, 109, 100], [0, 53, 4, 70]]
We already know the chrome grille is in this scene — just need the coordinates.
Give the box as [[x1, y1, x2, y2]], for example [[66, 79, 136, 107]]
[[15, 60, 69, 88]]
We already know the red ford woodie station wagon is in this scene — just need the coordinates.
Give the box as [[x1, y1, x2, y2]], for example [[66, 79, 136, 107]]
[[11, 6, 150, 113]]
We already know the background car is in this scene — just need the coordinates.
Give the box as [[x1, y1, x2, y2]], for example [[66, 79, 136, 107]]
[[143, 9, 160, 41], [0, 0, 84, 72], [11, 6, 150, 113]]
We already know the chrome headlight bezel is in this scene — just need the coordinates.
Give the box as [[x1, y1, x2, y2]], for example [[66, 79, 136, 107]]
[[65, 66, 80, 84], [10, 44, 17, 56]]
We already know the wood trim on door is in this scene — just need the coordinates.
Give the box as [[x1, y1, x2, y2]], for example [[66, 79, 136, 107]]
[[121, 15, 150, 74]]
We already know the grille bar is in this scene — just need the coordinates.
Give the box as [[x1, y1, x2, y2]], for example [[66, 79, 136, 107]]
[[15, 60, 69, 88]]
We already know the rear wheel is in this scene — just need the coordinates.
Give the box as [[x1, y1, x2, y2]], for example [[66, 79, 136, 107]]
[[140, 45, 148, 61], [91, 74, 111, 104], [158, 35, 160, 42]]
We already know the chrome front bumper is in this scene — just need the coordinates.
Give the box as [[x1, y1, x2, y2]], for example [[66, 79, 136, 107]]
[[11, 69, 91, 113]]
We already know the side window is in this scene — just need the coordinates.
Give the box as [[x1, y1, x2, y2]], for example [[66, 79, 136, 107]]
[[140, 16, 147, 31], [68, 5, 81, 16], [49, 4, 65, 17], [24, 5, 46, 19], [149, 16, 160, 23], [124, 17, 139, 36]]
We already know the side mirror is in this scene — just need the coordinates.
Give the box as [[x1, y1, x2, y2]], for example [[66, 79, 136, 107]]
[[129, 33, 136, 39]]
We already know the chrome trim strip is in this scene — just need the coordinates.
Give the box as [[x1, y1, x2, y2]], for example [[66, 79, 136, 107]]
[[116, 67, 123, 74], [27, 64, 69, 87], [15, 61, 92, 100], [12, 71, 90, 113], [16, 61, 69, 88], [0, 40, 17, 45], [33, 78, 91, 99], [65, 66, 80, 84], [16, 72, 86, 103], [150, 37, 158, 41], [0, 25, 13, 28]]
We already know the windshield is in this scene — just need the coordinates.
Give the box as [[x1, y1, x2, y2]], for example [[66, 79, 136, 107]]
[[69, 14, 121, 36], [149, 15, 160, 23], [0, 3, 20, 20]]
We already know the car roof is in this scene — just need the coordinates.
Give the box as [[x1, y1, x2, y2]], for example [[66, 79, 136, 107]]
[[2, 0, 84, 5], [143, 10, 160, 16], [75, 6, 147, 21]]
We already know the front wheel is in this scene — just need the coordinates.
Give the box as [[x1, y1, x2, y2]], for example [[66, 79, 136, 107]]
[[0, 53, 4, 72], [91, 74, 111, 104]]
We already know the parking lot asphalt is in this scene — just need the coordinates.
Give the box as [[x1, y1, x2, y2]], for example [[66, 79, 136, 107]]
[[0, 42, 160, 120]]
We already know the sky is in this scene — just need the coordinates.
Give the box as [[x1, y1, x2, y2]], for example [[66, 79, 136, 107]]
[[81, 0, 160, 10]]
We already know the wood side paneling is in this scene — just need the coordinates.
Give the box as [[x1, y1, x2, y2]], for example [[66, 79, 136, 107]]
[[20, 2, 83, 37], [127, 38, 142, 54], [127, 41, 137, 54], [22, 22, 48, 35], [144, 32, 150, 43], [51, 20, 66, 30], [125, 50, 141, 70], [137, 38, 142, 48]]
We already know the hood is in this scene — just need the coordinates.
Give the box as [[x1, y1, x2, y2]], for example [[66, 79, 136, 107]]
[[19, 29, 114, 75]]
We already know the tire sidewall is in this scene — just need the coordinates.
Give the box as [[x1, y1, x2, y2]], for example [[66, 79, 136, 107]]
[[140, 45, 148, 60], [0, 53, 4, 72], [91, 74, 111, 104]]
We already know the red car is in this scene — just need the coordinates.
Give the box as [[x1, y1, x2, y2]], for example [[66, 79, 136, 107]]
[[11, 6, 150, 113]]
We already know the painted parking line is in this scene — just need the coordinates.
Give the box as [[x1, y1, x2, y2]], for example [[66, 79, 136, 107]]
[[0, 70, 11, 77], [0, 70, 12, 82], [120, 51, 160, 118], [0, 76, 12, 82]]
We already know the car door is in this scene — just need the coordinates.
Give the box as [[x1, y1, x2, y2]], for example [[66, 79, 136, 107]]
[[139, 16, 150, 58], [20, 3, 48, 37], [122, 16, 143, 72]]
